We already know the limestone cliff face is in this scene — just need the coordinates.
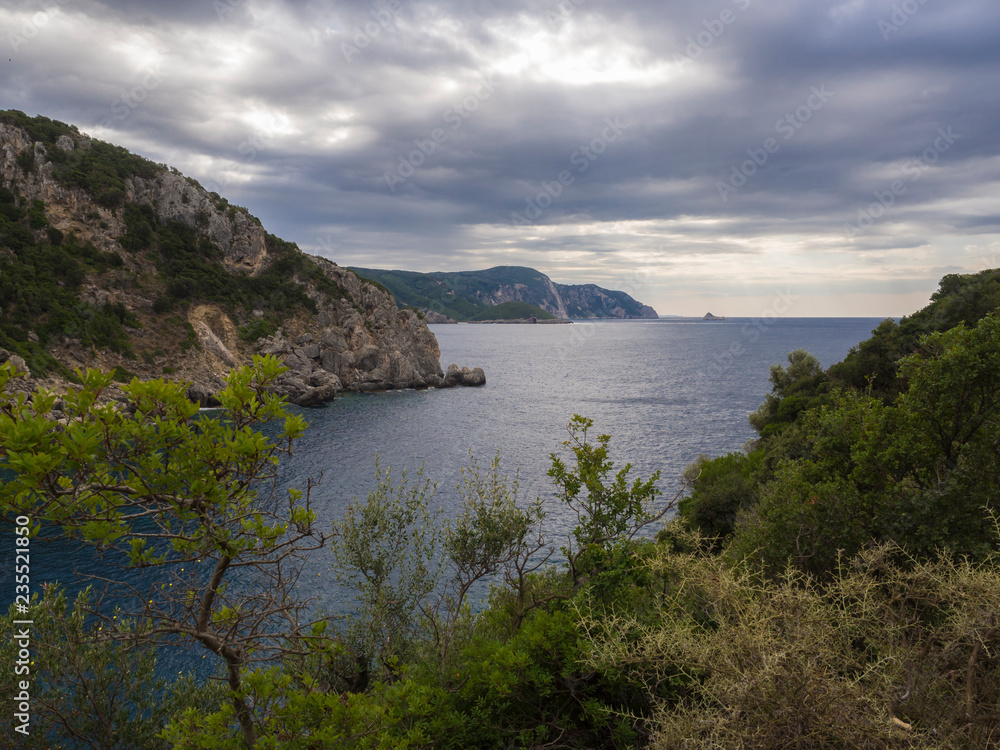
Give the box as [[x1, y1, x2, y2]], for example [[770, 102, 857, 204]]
[[556, 283, 659, 319], [126, 170, 270, 274], [0, 116, 461, 405], [247, 262, 447, 406], [472, 280, 657, 320]]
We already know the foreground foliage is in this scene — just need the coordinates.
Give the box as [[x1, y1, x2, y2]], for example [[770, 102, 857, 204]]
[[1, 355, 322, 747], [587, 537, 1000, 749], [4, 268, 1000, 748]]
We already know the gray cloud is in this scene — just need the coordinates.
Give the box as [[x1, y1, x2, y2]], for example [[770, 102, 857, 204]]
[[2, 0, 998, 314]]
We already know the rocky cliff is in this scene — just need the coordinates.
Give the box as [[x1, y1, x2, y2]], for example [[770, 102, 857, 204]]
[[0, 111, 479, 405], [555, 282, 659, 320], [352, 265, 660, 321]]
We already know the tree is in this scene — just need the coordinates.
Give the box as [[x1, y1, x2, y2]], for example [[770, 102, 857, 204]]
[[728, 314, 1000, 578], [678, 450, 762, 546], [548, 415, 677, 587], [0, 355, 324, 747], [330, 460, 443, 682], [427, 452, 550, 667], [748, 349, 829, 436], [331, 452, 551, 680], [0, 585, 224, 749]]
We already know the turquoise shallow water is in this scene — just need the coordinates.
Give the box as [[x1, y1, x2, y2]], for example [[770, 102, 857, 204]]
[[3, 316, 884, 675]]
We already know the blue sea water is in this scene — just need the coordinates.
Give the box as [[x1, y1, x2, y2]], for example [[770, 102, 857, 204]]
[[3, 316, 884, 676], [273, 317, 885, 607], [283, 317, 884, 542]]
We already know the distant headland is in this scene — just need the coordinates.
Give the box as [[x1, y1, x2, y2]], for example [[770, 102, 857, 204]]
[[351, 265, 659, 322]]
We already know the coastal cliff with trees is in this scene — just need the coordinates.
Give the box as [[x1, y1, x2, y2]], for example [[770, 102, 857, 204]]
[[351, 265, 659, 322], [0, 110, 480, 407]]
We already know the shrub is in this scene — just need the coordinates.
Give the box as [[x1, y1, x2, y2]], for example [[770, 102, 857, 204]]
[[728, 314, 1000, 579], [238, 317, 277, 343], [28, 199, 48, 229], [110, 365, 137, 382], [16, 148, 34, 173], [678, 450, 761, 545]]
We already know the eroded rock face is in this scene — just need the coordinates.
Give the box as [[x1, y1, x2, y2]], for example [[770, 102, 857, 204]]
[[250, 263, 449, 404], [423, 310, 457, 324], [443, 363, 486, 387], [126, 171, 270, 273], [0, 349, 30, 378], [0, 119, 484, 408]]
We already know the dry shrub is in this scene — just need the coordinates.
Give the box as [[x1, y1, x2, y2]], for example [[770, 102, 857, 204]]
[[581, 535, 1000, 749]]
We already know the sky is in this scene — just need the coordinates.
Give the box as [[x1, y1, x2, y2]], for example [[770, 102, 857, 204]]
[[2, 0, 999, 316]]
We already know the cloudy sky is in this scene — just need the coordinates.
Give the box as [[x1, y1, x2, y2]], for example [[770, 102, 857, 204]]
[[3, 0, 998, 315]]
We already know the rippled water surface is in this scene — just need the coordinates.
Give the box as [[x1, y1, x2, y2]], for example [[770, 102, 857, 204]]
[[285, 318, 883, 542]]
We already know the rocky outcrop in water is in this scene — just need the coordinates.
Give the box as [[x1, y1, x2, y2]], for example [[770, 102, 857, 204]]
[[443, 364, 486, 387]]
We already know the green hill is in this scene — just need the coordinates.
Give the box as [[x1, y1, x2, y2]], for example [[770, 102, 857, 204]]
[[351, 265, 659, 321], [468, 302, 556, 321], [0, 110, 446, 402]]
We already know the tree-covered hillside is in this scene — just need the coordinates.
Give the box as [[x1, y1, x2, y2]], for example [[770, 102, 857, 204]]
[[682, 268, 1000, 577], [0, 111, 357, 377], [0, 111, 447, 405], [468, 301, 555, 320], [352, 265, 658, 321]]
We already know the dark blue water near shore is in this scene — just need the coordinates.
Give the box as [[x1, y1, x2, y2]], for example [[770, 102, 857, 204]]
[[5, 317, 884, 676]]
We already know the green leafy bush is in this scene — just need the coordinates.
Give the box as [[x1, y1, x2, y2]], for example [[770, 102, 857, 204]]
[[678, 449, 762, 545], [238, 317, 277, 343], [728, 314, 1000, 578]]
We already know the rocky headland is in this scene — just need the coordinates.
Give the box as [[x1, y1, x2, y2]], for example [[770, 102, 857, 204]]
[[352, 265, 659, 321], [0, 111, 483, 407]]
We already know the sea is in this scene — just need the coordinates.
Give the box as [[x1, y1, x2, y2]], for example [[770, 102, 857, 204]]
[[285, 317, 885, 548], [4, 316, 885, 676]]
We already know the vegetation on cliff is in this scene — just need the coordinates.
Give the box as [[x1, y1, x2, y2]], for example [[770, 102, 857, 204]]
[[352, 265, 658, 321], [0, 183, 135, 376], [0, 111, 445, 401], [467, 301, 556, 321], [0, 110, 346, 377], [0, 109, 162, 209]]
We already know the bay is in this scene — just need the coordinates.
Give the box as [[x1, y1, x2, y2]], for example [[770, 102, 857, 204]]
[[5, 316, 885, 677], [281, 316, 885, 601], [285, 317, 884, 546]]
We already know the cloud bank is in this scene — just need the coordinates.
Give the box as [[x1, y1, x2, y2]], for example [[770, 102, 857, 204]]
[[3, 0, 999, 314]]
